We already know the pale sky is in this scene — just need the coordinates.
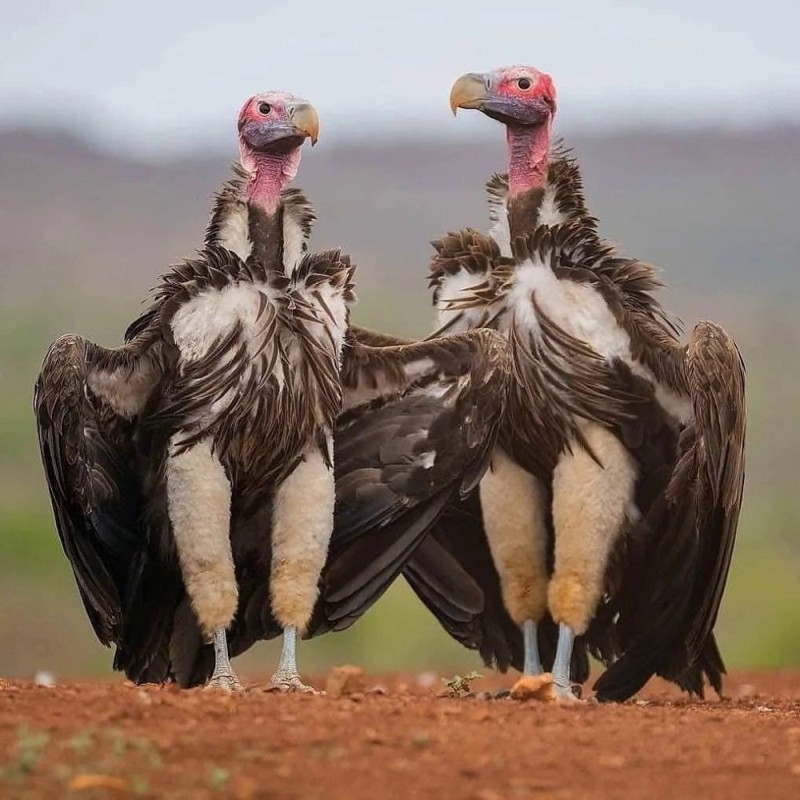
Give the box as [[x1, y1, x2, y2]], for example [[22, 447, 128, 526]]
[[2, 0, 798, 154]]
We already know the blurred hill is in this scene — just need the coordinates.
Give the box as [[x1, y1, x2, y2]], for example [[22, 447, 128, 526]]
[[0, 124, 798, 678], [2, 125, 799, 307]]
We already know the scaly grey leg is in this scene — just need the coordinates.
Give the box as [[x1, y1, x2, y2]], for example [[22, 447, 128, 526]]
[[270, 627, 316, 693], [522, 619, 544, 675], [492, 619, 545, 699], [551, 622, 581, 701], [205, 628, 244, 691]]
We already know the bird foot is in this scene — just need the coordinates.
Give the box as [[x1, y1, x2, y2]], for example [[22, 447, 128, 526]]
[[510, 674, 585, 703], [269, 671, 318, 694], [553, 682, 584, 703], [205, 672, 245, 692], [511, 673, 558, 702]]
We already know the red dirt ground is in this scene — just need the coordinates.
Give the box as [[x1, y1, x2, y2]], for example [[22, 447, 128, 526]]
[[1, 670, 799, 800]]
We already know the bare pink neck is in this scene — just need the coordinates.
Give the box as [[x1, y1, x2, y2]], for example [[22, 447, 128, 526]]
[[239, 147, 302, 215], [506, 123, 552, 199]]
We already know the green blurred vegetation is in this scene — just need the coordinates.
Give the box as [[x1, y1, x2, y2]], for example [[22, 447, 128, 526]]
[[1, 295, 798, 680]]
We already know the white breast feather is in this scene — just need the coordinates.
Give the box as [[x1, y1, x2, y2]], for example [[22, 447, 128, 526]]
[[171, 285, 258, 361], [170, 284, 285, 428], [435, 268, 490, 332], [292, 280, 349, 363], [507, 257, 694, 423], [171, 282, 288, 390]]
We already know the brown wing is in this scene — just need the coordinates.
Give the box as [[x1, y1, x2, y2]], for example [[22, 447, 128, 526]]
[[306, 328, 511, 635], [594, 321, 746, 702], [402, 492, 526, 673], [347, 325, 528, 670], [684, 321, 746, 652], [349, 324, 413, 348], [33, 333, 163, 645]]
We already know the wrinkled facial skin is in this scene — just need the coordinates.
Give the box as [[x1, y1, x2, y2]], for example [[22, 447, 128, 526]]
[[451, 66, 558, 198], [237, 92, 318, 154], [452, 66, 557, 127], [235, 91, 319, 213]]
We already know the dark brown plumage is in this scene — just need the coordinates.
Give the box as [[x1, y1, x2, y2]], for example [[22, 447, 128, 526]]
[[405, 96, 745, 700], [35, 154, 512, 687], [34, 332, 163, 646]]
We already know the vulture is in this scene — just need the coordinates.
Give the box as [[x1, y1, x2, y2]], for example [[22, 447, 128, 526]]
[[34, 92, 511, 692], [402, 66, 746, 702]]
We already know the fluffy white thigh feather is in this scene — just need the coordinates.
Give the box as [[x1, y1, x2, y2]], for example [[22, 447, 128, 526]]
[[548, 423, 637, 635], [165, 437, 237, 637], [270, 437, 336, 631], [479, 447, 549, 625]]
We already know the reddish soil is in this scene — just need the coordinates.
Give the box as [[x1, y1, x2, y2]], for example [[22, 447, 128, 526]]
[[1, 670, 799, 800]]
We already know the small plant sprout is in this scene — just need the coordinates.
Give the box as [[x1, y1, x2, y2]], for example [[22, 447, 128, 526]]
[[210, 767, 229, 790], [442, 671, 483, 697], [0, 727, 50, 783]]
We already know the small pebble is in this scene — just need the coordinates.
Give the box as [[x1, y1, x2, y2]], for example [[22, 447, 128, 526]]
[[415, 672, 438, 689], [364, 728, 384, 745], [326, 665, 365, 698], [34, 671, 56, 687], [410, 732, 433, 749]]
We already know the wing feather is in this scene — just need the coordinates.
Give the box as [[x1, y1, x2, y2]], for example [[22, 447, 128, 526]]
[[34, 333, 161, 644], [402, 492, 525, 673], [594, 321, 745, 701], [307, 328, 511, 635], [683, 322, 746, 654]]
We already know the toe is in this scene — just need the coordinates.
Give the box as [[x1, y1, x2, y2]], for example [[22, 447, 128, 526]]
[[205, 674, 245, 692], [270, 671, 319, 694], [554, 684, 584, 703]]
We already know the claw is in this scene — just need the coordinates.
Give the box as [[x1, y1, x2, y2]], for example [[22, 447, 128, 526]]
[[553, 682, 584, 703], [268, 627, 320, 693], [270, 671, 318, 694], [205, 673, 245, 692]]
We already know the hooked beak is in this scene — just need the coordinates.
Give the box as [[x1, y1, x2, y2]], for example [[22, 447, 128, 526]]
[[239, 100, 320, 152], [449, 72, 489, 116], [449, 71, 552, 127], [289, 101, 319, 146]]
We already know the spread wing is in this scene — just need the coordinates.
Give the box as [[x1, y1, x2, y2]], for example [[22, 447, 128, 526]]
[[402, 491, 525, 672], [33, 332, 164, 645], [594, 321, 746, 701], [402, 491, 594, 682], [306, 328, 511, 635], [343, 325, 561, 676]]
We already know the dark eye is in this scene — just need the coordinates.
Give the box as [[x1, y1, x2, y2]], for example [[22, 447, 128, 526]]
[[517, 78, 532, 91], [258, 102, 271, 115]]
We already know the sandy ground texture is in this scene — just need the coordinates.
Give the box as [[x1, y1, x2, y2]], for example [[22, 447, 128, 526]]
[[1, 669, 799, 800]]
